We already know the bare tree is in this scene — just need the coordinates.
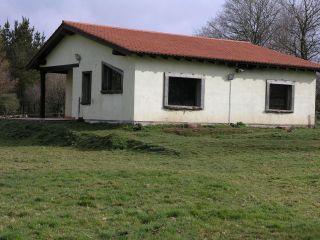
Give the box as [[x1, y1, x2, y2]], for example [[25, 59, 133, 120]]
[[197, 0, 281, 46], [23, 74, 66, 117], [274, 0, 320, 60], [46, 74, 66, 117], [0, 36, 15, 95], [24, 83, 40, 115], [197, 0, 320, 62], [274, 0, 320, 117], [0, 58, 13, 95]]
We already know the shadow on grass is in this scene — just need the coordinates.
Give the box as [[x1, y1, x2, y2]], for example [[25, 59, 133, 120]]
[[1, 120, 320, 155], [0, 120, 180, 156]]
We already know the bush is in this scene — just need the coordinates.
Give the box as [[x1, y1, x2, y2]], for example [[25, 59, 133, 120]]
[[0, 94, 19, 116], [230, 122, 247, 128]]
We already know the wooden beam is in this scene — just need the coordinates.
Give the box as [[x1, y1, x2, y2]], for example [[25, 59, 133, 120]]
[[40, 71, 46, 118], [39, 63, 79, 73], [39, 59, 47, 65], [112, 49, 127, 56]]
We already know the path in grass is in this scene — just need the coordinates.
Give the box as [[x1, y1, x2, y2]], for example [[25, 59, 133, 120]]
[[0, 121, 319, 239]]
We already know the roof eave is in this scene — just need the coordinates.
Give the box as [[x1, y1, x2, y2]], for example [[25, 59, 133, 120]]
[[27, 22, 320, 73], [135, 52, 320, 72], [26, 22, 132, 70], [27, 24, 66, 70]]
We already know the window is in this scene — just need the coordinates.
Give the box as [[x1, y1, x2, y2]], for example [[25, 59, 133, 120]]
[[164, 73, 205, 110], [101, 62, 123, 94], [81, 71, 92, 105], [266, 80, 294, 112]]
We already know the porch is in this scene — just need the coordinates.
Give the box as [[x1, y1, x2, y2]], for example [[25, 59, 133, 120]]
[[39, 63, 79, 118]]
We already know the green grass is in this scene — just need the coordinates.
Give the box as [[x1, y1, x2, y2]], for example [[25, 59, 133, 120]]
[[0, 120, 319, 239]]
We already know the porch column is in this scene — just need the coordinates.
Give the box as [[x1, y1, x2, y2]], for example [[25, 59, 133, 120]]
[[40, 71, 46, 118]]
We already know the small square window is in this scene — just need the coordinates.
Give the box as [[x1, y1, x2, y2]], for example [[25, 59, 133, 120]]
[[101, 63, 123, 94], [266, 80, 294, 113]]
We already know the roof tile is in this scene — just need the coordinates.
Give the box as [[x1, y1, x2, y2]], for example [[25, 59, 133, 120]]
[[63, 21, 320, 71]]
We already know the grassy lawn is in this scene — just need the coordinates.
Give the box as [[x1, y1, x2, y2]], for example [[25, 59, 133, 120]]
[[0, 121, 319, 239]]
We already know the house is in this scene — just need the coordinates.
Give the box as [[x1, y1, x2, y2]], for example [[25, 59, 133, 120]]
[[27, 21, 320, 126]]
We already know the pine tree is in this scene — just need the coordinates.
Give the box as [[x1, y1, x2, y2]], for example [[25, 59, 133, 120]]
[[1, 17, 45, 112], [1, 21, 11, 54], [0, 35, 13, 95]]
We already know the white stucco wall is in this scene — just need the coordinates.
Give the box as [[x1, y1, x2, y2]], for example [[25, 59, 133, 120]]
[[134, 57, 316, 126], [42, 34, 136, 122], [41, 33, 317, 126]]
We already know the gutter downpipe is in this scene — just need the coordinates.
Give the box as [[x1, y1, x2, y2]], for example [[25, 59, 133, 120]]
[[228, 79, 232, 124]]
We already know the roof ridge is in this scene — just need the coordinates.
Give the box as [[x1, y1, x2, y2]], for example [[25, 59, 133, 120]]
[[62, 20, 251, 44]]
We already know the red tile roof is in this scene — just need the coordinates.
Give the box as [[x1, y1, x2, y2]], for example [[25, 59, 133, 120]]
[[29, 21, 320, 71]]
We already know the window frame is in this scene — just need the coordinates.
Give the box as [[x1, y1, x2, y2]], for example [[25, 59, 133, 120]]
[[81, 71, 92, 105], [101, 62, 124, 94], [265, 79, 295, 113], [163, 72, 205, 111]]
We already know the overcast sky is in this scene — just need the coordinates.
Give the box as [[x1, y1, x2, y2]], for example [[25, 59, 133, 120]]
[[0, 0, 224, 38]]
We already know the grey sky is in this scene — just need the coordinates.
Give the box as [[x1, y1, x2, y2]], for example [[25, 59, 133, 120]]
[[0, 0, 224, 38]]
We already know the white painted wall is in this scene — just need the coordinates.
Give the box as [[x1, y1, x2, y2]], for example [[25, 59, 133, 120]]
[[134, 57, 316, 126], [42, 34, 136, 122], [41, 33, 317, 126]]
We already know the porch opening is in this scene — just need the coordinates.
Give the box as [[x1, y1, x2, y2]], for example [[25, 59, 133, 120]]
[[38, 64, 79, 118]]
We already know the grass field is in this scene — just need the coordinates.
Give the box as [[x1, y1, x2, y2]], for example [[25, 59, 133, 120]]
[[0, 120, 319, 240]]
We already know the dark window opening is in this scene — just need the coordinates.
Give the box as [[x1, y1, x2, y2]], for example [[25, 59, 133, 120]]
[[101, 63, 123, 94], [167, 77, 202, 108], [81, 71, 92, 105], [268, 83, 293, 111]]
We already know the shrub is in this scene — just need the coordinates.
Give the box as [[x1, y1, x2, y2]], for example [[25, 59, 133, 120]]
[[0, 94, 19, 116], [230, 122, 247, 128]]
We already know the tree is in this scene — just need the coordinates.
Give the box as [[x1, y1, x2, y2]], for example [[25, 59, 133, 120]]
[[0, 17, 45, 112], [197, 0, 281, 46], [46, 74, 66, 117], [198, 0, 320, 61], [1, 21, 11, 54], [274, 0, 320, 115], [0, 94, 19, 116], [198, 0, 320, 115], [23, 74, 66, 117], [0, 35, 14, 95], [274, 0, 320, 60]]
